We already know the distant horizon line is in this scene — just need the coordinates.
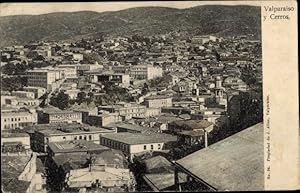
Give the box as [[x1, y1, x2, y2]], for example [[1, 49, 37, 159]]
[[0, 1, 261, 17]]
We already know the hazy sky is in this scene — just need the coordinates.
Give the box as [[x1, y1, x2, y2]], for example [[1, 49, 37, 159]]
[[0, 1, 262, 17]]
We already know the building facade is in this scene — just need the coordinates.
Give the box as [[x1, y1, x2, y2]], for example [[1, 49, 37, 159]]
[[144, 95, 173, 108], [1, 108, 38, 130]]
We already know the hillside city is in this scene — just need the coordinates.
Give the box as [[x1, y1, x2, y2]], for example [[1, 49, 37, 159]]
[[1, 31, 263, 192]]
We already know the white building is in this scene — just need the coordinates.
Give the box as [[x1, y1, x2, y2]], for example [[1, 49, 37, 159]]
[[11, 91, 35, 99], [23, 86, 47, 99], [27, 69, 57, 90], [1, 108, 38, 130], [100, 132, 177, 160], [130, 65, 163, 80], [144, 95, 173, 108]]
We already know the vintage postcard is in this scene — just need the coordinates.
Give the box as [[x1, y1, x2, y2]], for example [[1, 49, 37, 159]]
[[0, 1, 298, 192]]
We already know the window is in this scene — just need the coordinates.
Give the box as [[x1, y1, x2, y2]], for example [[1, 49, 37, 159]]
[[84, 136, 87, 140], [63, 137, 66, 140], [151, 145, 154, 150], [89, 135, 92, 140], [158, 144, 161, 149], [74, 136, 78, 140], [144, 145, 147, 150], [79, 136, 82, 140]]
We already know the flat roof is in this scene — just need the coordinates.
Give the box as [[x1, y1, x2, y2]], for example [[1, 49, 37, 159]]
[[1, 130, 30, 138], [170, 120, 213, 130], [176, 123, 263, 191], [30, 123, 114, 136], [102, 132, 177, 145], [115, 123, 150, 132], [1, 155, 32, 179], [48, 140, 109, 153], [145, 95, 172, 100]]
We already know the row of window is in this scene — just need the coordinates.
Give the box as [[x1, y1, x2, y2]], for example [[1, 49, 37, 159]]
[[72, 135, 93, 141], [50, 114, 81, 119], [45, 134, 93, 143], [144, 144, 161, 150], [3, 116, 30, 122], [101, 138, 129, 152], [3, 122, 31, 129]]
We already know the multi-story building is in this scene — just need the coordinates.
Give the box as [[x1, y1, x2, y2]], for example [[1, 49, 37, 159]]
[[91, 71, 130, 87], [144, 95, 173, 108], [38, 109, 83, 124], [98, 103, 147, 120], [27, 69, 57, 90], [29, 123, 116, 152], [129, 65, 163, 80], [11, 91, 35, 99], [5, 96, 40, 107], [1, 130, 31, 151], [58, 64, 102, 76], [23, 86, 47, 99], [100, 132, 177, 160], [1, 107, 38, 130]]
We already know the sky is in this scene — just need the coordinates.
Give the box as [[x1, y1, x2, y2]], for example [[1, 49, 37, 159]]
[[0, 1, 262, 17]]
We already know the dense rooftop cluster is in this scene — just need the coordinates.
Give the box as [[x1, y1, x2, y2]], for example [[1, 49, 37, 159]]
[[1, 31, 262, 193]]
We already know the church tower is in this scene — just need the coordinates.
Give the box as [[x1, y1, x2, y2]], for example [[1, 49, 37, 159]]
[[215, 76, 224, 104]]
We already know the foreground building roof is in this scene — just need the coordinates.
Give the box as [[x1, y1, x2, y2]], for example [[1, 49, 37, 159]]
[[175, 122, 263, 191]]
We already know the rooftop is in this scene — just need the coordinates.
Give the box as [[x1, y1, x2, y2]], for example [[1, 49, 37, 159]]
[[144, 95, 172, 100], [29, 123, 114, 136], [48, 140, 109, 154], [115, 123, 151, 132], [102, 132, 177, 145], [1, 130, 30, 138], [176, 123, 263, 191], [170, 120, 213, 130], [2, 178, 31, 193], [53, 149, 128, 171], [1, 155, 32, 179]]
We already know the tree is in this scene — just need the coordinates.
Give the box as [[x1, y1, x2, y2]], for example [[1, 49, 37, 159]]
[[87, 92, 94, 104], [2, 63, 16, 75], [76, 91, 87, 105], [1, 76, 27, 92], [49, 91, 70, 110], [82, 53, 104, 64]]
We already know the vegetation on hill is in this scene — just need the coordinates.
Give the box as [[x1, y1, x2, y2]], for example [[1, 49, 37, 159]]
[[0, 5, 261, 47]]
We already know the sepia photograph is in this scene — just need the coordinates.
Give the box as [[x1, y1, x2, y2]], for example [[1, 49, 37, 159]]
[[1, 1, 297, 192]]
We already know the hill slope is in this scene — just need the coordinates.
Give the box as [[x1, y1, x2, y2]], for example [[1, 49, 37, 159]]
[[0, 5, 261, 47]]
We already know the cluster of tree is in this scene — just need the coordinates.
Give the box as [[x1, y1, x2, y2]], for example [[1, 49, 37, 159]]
[[94, 82, 135, 105], [227, 90, 263, 133], [2, 60, 53, 76], [74, 91, 94, 105], [49, 91, 70, 110], [1, 76, 27, 92], [82, 53, 104, 64], [241, 66, 258, 87], [28, 61, 52, 70], [1, 62, 27, 75]]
